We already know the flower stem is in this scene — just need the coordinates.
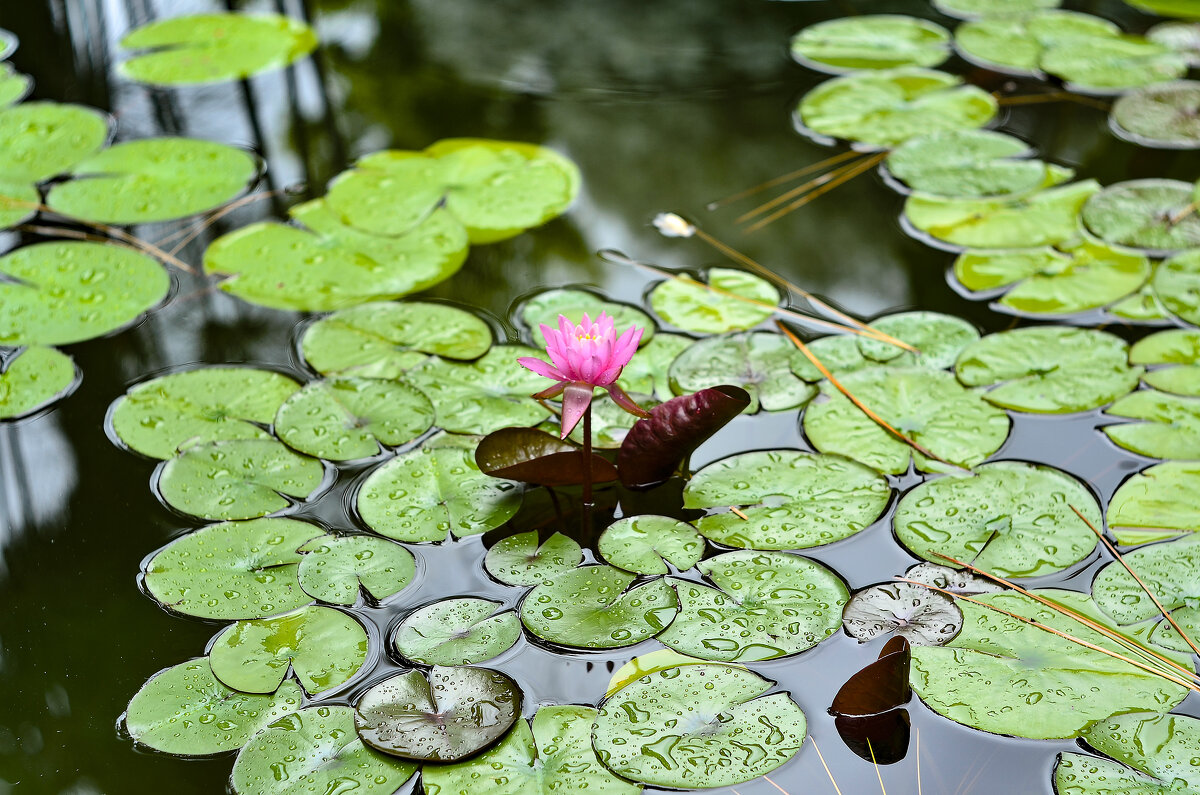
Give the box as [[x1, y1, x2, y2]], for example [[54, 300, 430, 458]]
[[582, 403, 594, 538]]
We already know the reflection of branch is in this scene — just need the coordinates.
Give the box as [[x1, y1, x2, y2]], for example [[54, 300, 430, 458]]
[[996, 91, 1111, 111]]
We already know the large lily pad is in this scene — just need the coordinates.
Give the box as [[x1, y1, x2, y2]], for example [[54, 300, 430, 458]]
[[956, 326, 1141, 413], [125, 659, 302, 756], [275, 377, 434, 461], [1130, 329, 1200, 396], [119, 13, 318, 85], [1082, 179, 1200, 255], [210, 606, 368, 695], [354, 667, 521, 762], [648, 268, 779, 334], [953, 11, 1119, 76], [325, 139, 579, 244], [0, 346, 78, 420], [683, 450, 891, 549], [110, 367, 301, 460], [598, 515, 704, 575], [404, 346, 552, 435], [519, 565, 678, 649], [796, 68, 997, 149], [1056, 712, 1200, 794], [46, 138, 257, 224], [393, 597, 520, 666], [658, 550, 848, 662], [669, 332, 816, 413], [231, 706, 417, 795], [591, 663, 806, 789], [1111, 80, 1200, 149], [903, 179, 1098, 251], [790, 313, 979, 379], [894, 461, 1101, 578], [0, 241, 169, 347], [1104, 389, 1200, 459], [1108, 462, 1200, 545], [1042, 35, 1187, 94], [803, 367, 1011, 473], [0, 101, 108, 182], [790, 15, 951, 73], [886, 130, 1070, 199], [422, 705, 640, 795], [615, 333, 691, 400], [1152, 249, 1200, 325], [484, 531, 582, 586], [909, 589, 1191, 739], [143, 518, 322, 620], [1092, 534, 1200, 653], [519, 288, 654, 346], [297, 534, 415, 605], [156, 438, 326, 521], [300, 300, 491, 379], [356, 439, 522, 542], [842, 582, 962, 646]]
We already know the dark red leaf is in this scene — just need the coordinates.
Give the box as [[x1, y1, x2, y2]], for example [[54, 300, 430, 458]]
[[831, 636, 911, 717], [834, 710, 910, 765], [475, 427, 617, 487]]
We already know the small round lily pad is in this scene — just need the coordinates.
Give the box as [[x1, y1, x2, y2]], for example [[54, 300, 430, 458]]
[[1104, 389, 1200, 459], [1112, 80, 1200, 149], [1108, 462, 1200, 545], [598, 515, 704, 575], [393, 597, 520, 665], [791, 15, 951, 73], [842, 582, 962, 646], [886, 129, 1070, 199], [0, 101, 109, 182], [297, 534, 415, 606], [0, 346, 78, 420], [1082, 179, 1200, 255], [648, 268, 779, 334], [484, 531, 583, 586], [669, 332, 817, 413]]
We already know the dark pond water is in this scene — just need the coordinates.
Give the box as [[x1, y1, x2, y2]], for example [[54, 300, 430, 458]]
[[3, 0, 1200, 793]]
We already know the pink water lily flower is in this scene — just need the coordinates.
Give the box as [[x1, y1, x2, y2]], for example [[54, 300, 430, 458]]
[[518, 312, 648, 438]]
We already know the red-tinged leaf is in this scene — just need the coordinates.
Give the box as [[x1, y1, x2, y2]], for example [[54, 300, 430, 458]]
[[831, 636, 911, 717], [475, 427, 616, 487], [616, 385, 750, 489]]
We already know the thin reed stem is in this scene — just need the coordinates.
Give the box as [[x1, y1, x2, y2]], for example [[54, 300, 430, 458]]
[[809, 737, 844, 795], [736, 158, 869, 224], [996, 91, 1111, 111], [708, 149, 867, 209], [743, 152, 886, 232]]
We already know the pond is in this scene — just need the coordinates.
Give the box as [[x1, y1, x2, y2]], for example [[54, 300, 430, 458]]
[[3, 0, 1200, 793]]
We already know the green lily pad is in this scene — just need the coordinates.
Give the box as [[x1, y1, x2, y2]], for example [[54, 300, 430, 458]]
[[658, 550, 848, 662], [1152, 249, 1200, 325], [886, 130, 1072, 199], [1111, 80, 1200, 149], [1057, 712, 1200, 794], [356, 440, 521, 542], [894, 461, 1101, 578], [803, 368, 1011, 473], [615, 333, 691, 400], [0, 102, 109, 182], [297, 534, 415, 605], [157, 438, 326, 521], [909, 589, 1191, 739], [1108, 462, 1200, 545], [842, 582, 962, 646], [0, 179, 37, 230], [669, 332, 816, 413], [598, 515, 704, 575], [796, 67, 998, 149], [853, 311, 981, 370], [394, 597, 520, 666], [647, 268, 778, 334], [231, 706, 417, 795], [934, 0, 1061, 20], [790, 15, 951, 73], [1042, 35, 1187, 94], [119, 13, 318, 85], [519, 565, 678, 649], [1148, 22, 1200, 65], [1130, 329, 1200, 396], [0, 241, 169, 347], [592, 663, 806, 789], [1104, 389, 1200, 459], [1125, 0, 1200, 18], [684, 450, 891, 549], [1092, 534, 1200, 653], [0, 346, 77, 420], [325, 139, 579, 244], [1111, 284, 1172, 321], [956, 326, 1141, 413], [0, 63, 31, 107], [0, 29, 15, 60], [210, 606, 368, 695], [354, 666, 521, 762], [275, 378, 434, 461], [404, 345, 551, 435], [110, 367, 301, 460], [143, 518, 323, 620], [553, 389, 658, 449], [903, 179, 1098, 251], [422, 705, 640, 795], [300, 301, 491, 379], [484, 531, 582, 586], [125, 659, 302, 756], [46, 137, 256, 224], [1082, 179, 1200, 254], [954, 11, 1120, 76], [520, 288, 655, 346]]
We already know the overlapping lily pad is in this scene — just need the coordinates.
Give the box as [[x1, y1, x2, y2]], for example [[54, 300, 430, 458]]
[[684, 450, 891, 548], [842, 582, 962, 646], [110, 367, 301, 460], [598, 515, 704, 575], [956, 326, 1141, 413], [1056, 712, 1200, 794], [669, 332, 816, 413], [894, 461, 1101, 578], [796, 68, 997, 149], [520, 288, 654, 345], [0, 179, 36, 230], [125, 659, 303, 756], [613, 333, 690, 400], [118, 13, 318, 85], [404, 346, 551, 435], [953, 11, 1117, 76], [0, 346, 77, 420], [658, 550, 848, 662], [803, 367, 1010, 473], [0, 101, 109, 182], [156, 438, 326, 521], [886, 130, 1071, 199], [393, 597, 520, 665], [648, 268, 778, 334], [1043, 35, 1187, 94], [1104, 389, 1200, 459], [1112, 80, 1200, 149], [0, 63, 30, 107], [1082, 179, 1200, 254], [356, 438, 521, 542], [790, 314, 979, 379], [231, 707, 417, 795], [519, 565, 678, 649], [790, 15, 951, 73], [1092, 534, 1200, 653], [296, 534, 415, 605], [1108, 462, 1200, 545], [909, 589, 1191, 739], [209, 606, 368, 695], [1130, 329, 1200, 395], [592, 663, 806, 789], [1151, 249, 1200, 324], [484, 531, 582, 586], [0, 241, 169, 347]]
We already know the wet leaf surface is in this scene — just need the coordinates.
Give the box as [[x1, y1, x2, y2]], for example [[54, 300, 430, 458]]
[[0, 178, 37, 230], [1107, 462, 1200, 545], [1092, 534, 1200, 653], [404, 346, 552, 435], [0, 346, 77, 420], [0, 63, 31, 107], [297, 534, 415, 605], [1130, 329, 1200, 396], [886, 129, 1069, 199], [790, 15, 950, 73], [598, 515, 704, 575], [1082, 179, 1200, 254], [393, 597, 520, 666], [483, 531, 582, 586], [0, 101, 108, 181], [474, 426, 616, 486], [669, 332, 814, 413], [648, 268, 779, 334], [520, 287, 654, 346], [1151, 248, 1200, 325], [954, 11, 1119, 76], [1056, 712, 1200, 794], [1111, 80, 1200, 149], [843, 582, 962, 646], [933, 0, 1060, 19], [1104, 389, 1200, 459], [614, 333, 691, 401]]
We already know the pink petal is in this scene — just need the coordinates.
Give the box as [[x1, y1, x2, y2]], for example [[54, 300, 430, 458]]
[[533, 381, 567, 400], [559, 383, 594, 438], [612, 326, 643, 366], [606, 384, 652, 418], [518, 356, 567, 381]]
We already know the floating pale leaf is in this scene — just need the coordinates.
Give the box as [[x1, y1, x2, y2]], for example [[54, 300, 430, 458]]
[[648, 268, 779, 334], [297, 534, 415, 605], [851, 311, 981, 370], [1092, 534, 1200, 653], [659, 550, 848, 662], [842, 582, 962, 646], [1108, 462, 1200, 545], [1082, 179, 1200, 254], [954, 11, 1119, 76], [1104, 390, 1200, 459], [598, 515, 704, 575], [684, 450, 891, 548], [125, 659, 302, 756], [484, 531, 582, 586], [0, 346, 77, 420], [1056, 712, 1200, 794], [1152, 249, 1200, 325], [886, 130, 1071, 199], [904, 562, 1004, 595], [1042, 35, 1187, 93], [0, 28, 15, 59], [1130, 329, 1200, 396], [393, 597, 520, 666], [1148, 23, 1200, 66], [404, 346, 552, 435], [0, 63, 30, 107], [0, 101, 108, 182], [520, 288, 654, 346], [1112, 80, 1200, 149], [934, 0, 1061, 20], [669, 332, 815, 413], [210, 605, 368, 695], [790, 15, 951, 73]]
